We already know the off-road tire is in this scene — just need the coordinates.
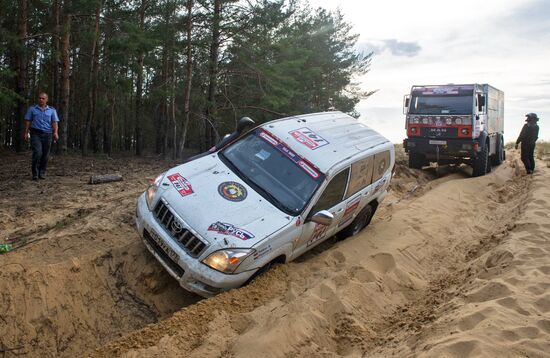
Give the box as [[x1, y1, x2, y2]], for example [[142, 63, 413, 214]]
[[336, 204, 375, 240], [490, 135, 504, 166], [408, 152, 424, 169], [472, 142, 489, 177]]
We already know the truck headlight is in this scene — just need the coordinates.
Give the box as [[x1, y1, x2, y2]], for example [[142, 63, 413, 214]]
[[146, 172, 165, 210], [202, 249, 255, 274]]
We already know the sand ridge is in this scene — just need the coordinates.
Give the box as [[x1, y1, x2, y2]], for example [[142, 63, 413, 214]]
[[91, 152, 549, 358], [2, 149, 549, 358]]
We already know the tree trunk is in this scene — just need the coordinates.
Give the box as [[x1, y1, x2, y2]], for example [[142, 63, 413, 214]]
[[82, 0, 102, 156], [178, 0, 193, 158], [14, 0, 28, 153], [52, 0, 61, 110], [204, 0, 221, 149], [59, 0, 72, 153], [135, 0, 148, 156]]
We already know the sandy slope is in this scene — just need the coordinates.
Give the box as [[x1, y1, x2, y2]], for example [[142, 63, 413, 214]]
[[0, 153, 200, 357], [2, 149, 549, 358], [91, 152, 549, 358]]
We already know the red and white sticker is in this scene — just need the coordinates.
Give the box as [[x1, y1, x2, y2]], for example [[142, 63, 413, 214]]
[[338, 196, 361, 227], [297, 160, 320, 179], [259, 131, 279, 146], [167, 173, 194, 197], [289, 127, 329, 150]]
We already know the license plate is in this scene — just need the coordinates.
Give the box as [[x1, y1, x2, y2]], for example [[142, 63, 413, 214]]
[[429, 140, 447, 145], [149, 229, 180, 262]]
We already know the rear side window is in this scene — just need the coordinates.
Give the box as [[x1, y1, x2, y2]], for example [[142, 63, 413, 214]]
[[310, 168, 350, 213], [345, 156, 374, 199], [372, 150, 391, 182]]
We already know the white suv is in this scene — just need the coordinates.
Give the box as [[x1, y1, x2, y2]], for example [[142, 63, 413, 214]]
[[135, 111, 394, 297]]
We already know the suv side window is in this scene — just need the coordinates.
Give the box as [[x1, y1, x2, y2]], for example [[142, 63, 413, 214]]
[[310, 168, 350, 214], [372, 150, 391, 183], [345, 156, 374, 199]]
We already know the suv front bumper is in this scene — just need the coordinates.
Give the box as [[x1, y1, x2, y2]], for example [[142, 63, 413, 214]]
[[135, 193, 256, 297]]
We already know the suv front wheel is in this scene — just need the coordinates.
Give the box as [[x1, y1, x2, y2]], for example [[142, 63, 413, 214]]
[[337, 204, 375, 240]]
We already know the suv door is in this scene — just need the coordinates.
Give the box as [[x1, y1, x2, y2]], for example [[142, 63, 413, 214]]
[[291, 168, 350, 257]]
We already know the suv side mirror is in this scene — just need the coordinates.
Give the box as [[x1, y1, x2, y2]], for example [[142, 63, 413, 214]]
[[309, 210, 334, 226], [214, 116, 256, 151], [237, 116, 255, 134], [403, 95, 410, 114]]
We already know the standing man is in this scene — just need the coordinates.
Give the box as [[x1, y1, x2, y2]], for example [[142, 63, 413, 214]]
[[23, 92, 60, 180], [515, 113, 539, 174]]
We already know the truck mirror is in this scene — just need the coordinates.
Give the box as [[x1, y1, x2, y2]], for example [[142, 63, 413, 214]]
[[477, 94, 485, 112], [403, 95, 410, 114]]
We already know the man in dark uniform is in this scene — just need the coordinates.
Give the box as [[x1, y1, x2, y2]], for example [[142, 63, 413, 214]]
[[23, 92, 60, 180], [515, 113, 539, 174]]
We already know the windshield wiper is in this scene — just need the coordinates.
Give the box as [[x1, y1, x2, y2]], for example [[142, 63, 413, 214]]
[[253, 184, 296, 215]]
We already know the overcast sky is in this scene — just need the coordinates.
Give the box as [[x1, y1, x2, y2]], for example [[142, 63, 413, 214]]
[[308, 0, 550, 143]]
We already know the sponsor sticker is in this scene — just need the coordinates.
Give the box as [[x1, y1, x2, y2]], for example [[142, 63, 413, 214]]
[[218, 181, 247, 202], [208, 222, 255, 240], [289, 127, 329, 150], [167, 173, 194, 197], [338, 196, 361, 227], [253, 245, 272, 260], [373, 177, 387, 192], [307, 223, 329, 247], [257, 129, 321, 179]]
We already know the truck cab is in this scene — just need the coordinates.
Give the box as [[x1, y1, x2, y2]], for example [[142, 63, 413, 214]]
[[403, 84, 504, 176]]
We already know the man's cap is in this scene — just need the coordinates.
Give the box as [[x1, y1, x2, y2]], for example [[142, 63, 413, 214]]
[[525, 113, 539, 121]]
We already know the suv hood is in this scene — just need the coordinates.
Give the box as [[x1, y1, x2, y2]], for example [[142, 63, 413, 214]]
[[156, 154, 294, 249]]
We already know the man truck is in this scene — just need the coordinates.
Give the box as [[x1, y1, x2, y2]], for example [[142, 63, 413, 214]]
[[403, 84, 504, 176]]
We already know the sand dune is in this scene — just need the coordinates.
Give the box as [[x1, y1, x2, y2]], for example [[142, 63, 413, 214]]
[[91, 152, 549, 358], [1, 150, 549, 358]]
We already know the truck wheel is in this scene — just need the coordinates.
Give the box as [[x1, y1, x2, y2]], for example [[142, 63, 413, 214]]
[[491, 135, 504, 166], [336, 204, 375, 240], [472, 142, 489, 177], [408, 153, 424, 169]]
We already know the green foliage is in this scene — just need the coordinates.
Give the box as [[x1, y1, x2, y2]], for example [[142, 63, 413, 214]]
[[0, 0, 374, 154]]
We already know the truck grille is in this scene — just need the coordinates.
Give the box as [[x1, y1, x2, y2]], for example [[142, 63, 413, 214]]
[[153, 201, 208, 257]]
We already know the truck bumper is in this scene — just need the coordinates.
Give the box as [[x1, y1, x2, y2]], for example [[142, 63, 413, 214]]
[[404, 137, 482, 159]]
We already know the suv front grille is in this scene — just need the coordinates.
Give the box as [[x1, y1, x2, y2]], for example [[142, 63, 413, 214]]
[[153, 200, 208, 257], [143, 230, 185, 277]]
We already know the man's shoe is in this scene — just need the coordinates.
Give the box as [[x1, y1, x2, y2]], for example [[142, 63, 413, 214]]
[[38, 175, 46, 180], [32, 176, 38, 181]]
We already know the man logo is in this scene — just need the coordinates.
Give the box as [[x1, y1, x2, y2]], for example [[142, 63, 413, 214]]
[[171, 219, 184, 234]]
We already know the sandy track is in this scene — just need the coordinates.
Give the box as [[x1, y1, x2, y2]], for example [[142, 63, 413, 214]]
[[90, 152, 548, 358], [0, 152, 200, 357], [2, 150, 548, 358]]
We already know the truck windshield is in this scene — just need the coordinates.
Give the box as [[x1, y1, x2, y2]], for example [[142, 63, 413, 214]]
[[219, 129, 324, 216], [409, 95, 473, 115]]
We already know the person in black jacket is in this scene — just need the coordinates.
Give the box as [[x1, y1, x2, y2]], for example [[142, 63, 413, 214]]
[[515, 113, 539, 174]]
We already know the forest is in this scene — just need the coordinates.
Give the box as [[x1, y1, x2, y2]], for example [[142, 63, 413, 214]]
[[0, 0, 372, 158]]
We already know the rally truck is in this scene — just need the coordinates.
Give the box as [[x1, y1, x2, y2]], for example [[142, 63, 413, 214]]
[[135, 111, 394, 297], [403, 84, 504, 176]]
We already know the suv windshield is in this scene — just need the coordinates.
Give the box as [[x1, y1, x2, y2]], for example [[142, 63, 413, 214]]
[[409, 95, 473, 115], [219, 129, 324, 215]]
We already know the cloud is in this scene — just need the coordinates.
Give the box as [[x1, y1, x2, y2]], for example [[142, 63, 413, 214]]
[[497, 0, 550, 39], [357, 39, 421, 57]]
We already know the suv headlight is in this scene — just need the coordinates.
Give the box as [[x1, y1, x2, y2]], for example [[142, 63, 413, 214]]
[[202, 249, 255, 274], [146, 172, 165, 210]]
